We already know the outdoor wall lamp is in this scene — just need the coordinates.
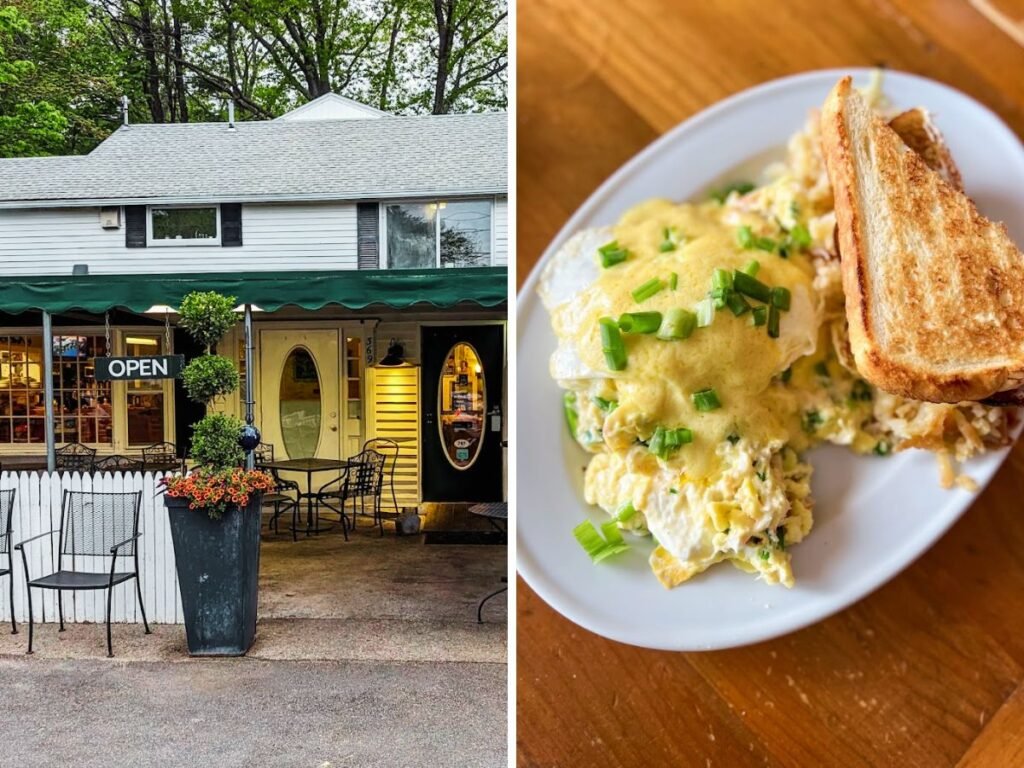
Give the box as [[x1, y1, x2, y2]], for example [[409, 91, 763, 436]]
[[376, 339, 407, 367]]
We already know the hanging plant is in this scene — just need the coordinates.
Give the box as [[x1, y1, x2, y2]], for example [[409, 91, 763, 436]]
[[178, 291, 238, 350], [181, 355, 240, 404]]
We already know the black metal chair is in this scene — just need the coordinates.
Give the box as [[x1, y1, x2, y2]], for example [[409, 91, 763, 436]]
[[55, 443, 97, 473], [0, 488, 16, 634], [14, 490, 151, 657], [142, 442, 182, 473], [94, 454, 145, 473], [362, 438, 399, 535], [316, 450, 386, 538], [253, 443, 302, 540]]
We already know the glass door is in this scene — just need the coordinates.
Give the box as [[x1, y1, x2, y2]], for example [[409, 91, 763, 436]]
[[258, 329, 341, 462]]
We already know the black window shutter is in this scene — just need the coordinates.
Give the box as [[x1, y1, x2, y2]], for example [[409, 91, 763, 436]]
[[221, 203, 242, 247], [125, 206, 146, 248], [357, 203, 379, 269]]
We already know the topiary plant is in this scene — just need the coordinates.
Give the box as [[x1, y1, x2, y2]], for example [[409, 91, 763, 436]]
[[190, 413, 246, 471], [178, 291, 238, 350], [181, 355, 239, 404]]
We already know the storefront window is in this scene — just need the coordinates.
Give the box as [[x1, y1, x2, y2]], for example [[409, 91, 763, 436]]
[[438, 342, 485, 470], [387, 200, 492, 269], [53, 335, 112, 445], [0, 335, 46, 444], [126, 335, 165, 446]]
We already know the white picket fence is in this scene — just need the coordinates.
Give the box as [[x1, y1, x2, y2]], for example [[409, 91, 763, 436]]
[[0, 471, 183, 625]]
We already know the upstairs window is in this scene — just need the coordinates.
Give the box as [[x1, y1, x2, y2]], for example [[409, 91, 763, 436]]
[[148, 206, 220, 246], [385, 200, 492, 269]]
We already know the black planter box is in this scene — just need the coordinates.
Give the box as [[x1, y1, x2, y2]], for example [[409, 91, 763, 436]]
[[166, 496, 262, 656]]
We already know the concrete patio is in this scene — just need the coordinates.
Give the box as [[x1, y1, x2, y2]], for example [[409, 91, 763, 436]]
[[0, 510, 508, 766]]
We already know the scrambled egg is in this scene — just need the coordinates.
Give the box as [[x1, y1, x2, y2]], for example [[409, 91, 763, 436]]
[[541, 193, 822, 587], [542, 96, 1011, 589]]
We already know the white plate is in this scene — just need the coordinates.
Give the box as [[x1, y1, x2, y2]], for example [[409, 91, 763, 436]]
[[516, 68, 1024, 651]]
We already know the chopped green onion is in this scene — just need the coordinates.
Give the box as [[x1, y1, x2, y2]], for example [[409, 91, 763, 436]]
[[726, 291, 751, 316], [599, 317, 627, 371], [767, 304, 780, 338], [598, 241, 629, 268], [594, 396, 618, 413], [813, 361, 829, 377], [733, 270, 772, 303], [692, 388, 722, 412], [669, 488, 678, 495], [573, 520, 605, 556], [657, 308, 697, 340], [789, 223, 812, 249], [631, 278, 666, 304], [563, 392, 578, 439], [659, 227, 680, 252], [573, 520, 629, 563], [713, 268, 734, 291], [618, 311, 662, 334], [648, 425, 693, 459], [738, 226, 777, 252], [696, 298, 715, 328], [615, 502, 637, 523], [775, 526, 787, 550], [711, 287, 730, 310], [742, 260, 760, 277], [874, 441, 892, 456], [711, 180, 755, 204], [759, 548, 771, 561], [736, 225, 755, 249], [771, 286, 791, 311], [751, 305, 768, 327], [669, 272, 678, 290]]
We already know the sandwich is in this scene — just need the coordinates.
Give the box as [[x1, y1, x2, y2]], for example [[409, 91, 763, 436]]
[[820, 76, 1024, 404]]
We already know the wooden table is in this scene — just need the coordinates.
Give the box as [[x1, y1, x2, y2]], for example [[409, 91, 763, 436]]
[[516, 2, 1024, 765]]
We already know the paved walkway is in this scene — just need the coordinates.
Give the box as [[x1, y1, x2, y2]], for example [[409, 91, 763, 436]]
[[0, 655, 506, 768], [0, 525, 508, 766]]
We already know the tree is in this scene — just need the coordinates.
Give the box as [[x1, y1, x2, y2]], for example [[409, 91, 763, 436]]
[[0, 1, 125, 156], [0, 0, 507, 158]]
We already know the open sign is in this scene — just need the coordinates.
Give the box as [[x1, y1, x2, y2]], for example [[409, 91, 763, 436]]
[[95, 355, 185, 382]]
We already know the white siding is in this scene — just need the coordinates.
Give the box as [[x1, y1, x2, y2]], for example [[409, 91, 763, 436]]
[[0, 471, 182, 625], [0, 203, 358, 276], [493, 196, 508, 266]]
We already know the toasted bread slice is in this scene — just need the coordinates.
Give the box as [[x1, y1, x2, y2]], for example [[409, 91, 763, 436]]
[[888, 108, 964, 191], [820, 76, 1024, 403]]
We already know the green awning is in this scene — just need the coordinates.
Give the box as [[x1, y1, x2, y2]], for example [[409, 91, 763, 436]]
[[0, 267, 507, 314]]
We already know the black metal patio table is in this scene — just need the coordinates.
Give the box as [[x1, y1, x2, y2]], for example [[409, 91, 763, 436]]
[[258, 458, 361, 535], [470, 502, 508, 623]]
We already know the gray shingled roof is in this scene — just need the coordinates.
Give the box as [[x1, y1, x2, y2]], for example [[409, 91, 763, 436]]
[[0, 112, 507, 207]]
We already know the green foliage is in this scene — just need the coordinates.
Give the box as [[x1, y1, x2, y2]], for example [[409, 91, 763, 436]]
[[177, 291, 238, 349], [0, 0, 127, 157], [181, 355, 239, 404], [190, 413, 245, 471], [0, 0, 506, 158]]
